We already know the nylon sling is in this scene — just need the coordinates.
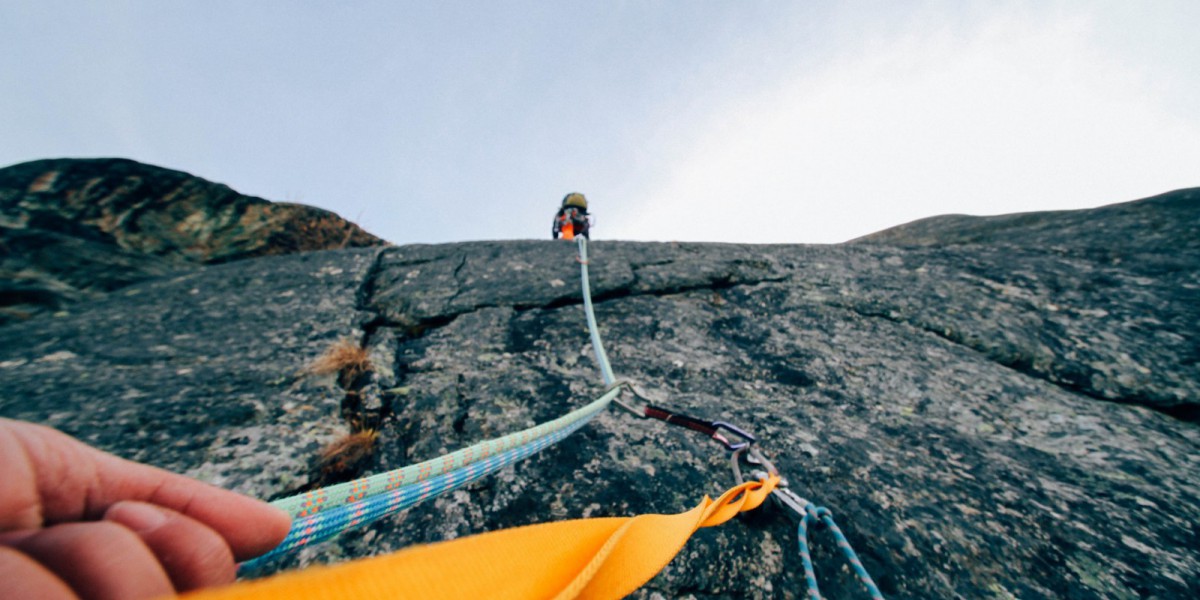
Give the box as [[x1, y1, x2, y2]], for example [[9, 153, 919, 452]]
[[180, 475, 779, 600]]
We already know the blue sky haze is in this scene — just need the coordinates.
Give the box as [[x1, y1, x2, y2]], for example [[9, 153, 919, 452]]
[[2, 1, 1197, 244]]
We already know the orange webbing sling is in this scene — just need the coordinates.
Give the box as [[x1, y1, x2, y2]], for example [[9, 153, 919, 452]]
[[181, 475, 779, 600]]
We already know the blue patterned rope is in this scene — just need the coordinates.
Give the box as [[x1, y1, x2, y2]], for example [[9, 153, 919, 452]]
[[796, 504, 884, 599], [242, 414, 591, 572], [270, 386, 620, 520]]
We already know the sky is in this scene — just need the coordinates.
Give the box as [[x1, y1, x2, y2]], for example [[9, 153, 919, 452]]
[[2, 1, 1197, 244]]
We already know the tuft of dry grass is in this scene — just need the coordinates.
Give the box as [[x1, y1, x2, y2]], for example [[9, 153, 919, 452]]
[[317, 429, 379, 477], [304, 337, 372, 379]]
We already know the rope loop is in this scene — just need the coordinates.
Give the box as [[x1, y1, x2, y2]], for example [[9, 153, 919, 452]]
[[796, 504, 884, 600]]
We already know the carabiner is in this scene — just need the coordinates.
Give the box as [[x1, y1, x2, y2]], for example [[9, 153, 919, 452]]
[[731, 447, 812, 522], [607, 380, 651, 419], [610, 383, 756, 451], [710, 421, 755, 451], [643, 404, 756, 451]]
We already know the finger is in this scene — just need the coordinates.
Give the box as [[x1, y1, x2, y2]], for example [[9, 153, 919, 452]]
[[0, 418, 47, 530], [14, 521, 173, 600], [0, 528, 38, 546], [0, 546, 77, 600], [104, 468, 292, 561], [105, 501, 235, 591], [1, 419, 291, 559]]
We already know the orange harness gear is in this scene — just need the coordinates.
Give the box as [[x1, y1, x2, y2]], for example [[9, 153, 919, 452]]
[[181, 475, 779, 600]]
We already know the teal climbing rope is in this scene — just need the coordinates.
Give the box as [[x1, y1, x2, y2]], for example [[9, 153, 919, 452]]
[[797, 504, 884, 600], [577, 237, 615, 386], [249, 392, 623, 570], [270, 386, 618, 519], [241, 388, 618, 569], [248, 238, 627, 569]]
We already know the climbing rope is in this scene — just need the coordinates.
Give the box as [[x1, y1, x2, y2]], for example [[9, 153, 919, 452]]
[[576, 237, 615, 386], [730, 446, 883, 599], [269, 387, 620, 520], [246, 239, 629, 570], [242, 389, 615, 569], [242, 236, 882, 599], [797, 505, 885, 600]]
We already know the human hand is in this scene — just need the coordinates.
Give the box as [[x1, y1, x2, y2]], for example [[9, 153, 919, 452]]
[[0, 418, 291, 599]]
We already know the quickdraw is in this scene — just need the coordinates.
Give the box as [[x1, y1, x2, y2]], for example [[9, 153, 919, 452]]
[[609, 374, 882, 598]]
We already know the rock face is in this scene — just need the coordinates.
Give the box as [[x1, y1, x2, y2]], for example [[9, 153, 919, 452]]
[[854, 188, 1199, 279], [846, 188, 1200, 420], [0, 158, 384, 324], [1, 189, 1197, 599]]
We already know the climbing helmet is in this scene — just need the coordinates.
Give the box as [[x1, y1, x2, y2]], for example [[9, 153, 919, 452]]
[[562, 192, 587, 210]]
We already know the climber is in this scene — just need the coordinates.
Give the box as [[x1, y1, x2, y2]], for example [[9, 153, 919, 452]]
[[551, 192, 591, 240]]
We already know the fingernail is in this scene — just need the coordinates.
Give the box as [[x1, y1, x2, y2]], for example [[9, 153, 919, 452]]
[[108, 502, 169, 533]]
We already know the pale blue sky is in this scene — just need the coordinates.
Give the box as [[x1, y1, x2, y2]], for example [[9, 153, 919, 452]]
[[2, 1, 1197, 244]]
